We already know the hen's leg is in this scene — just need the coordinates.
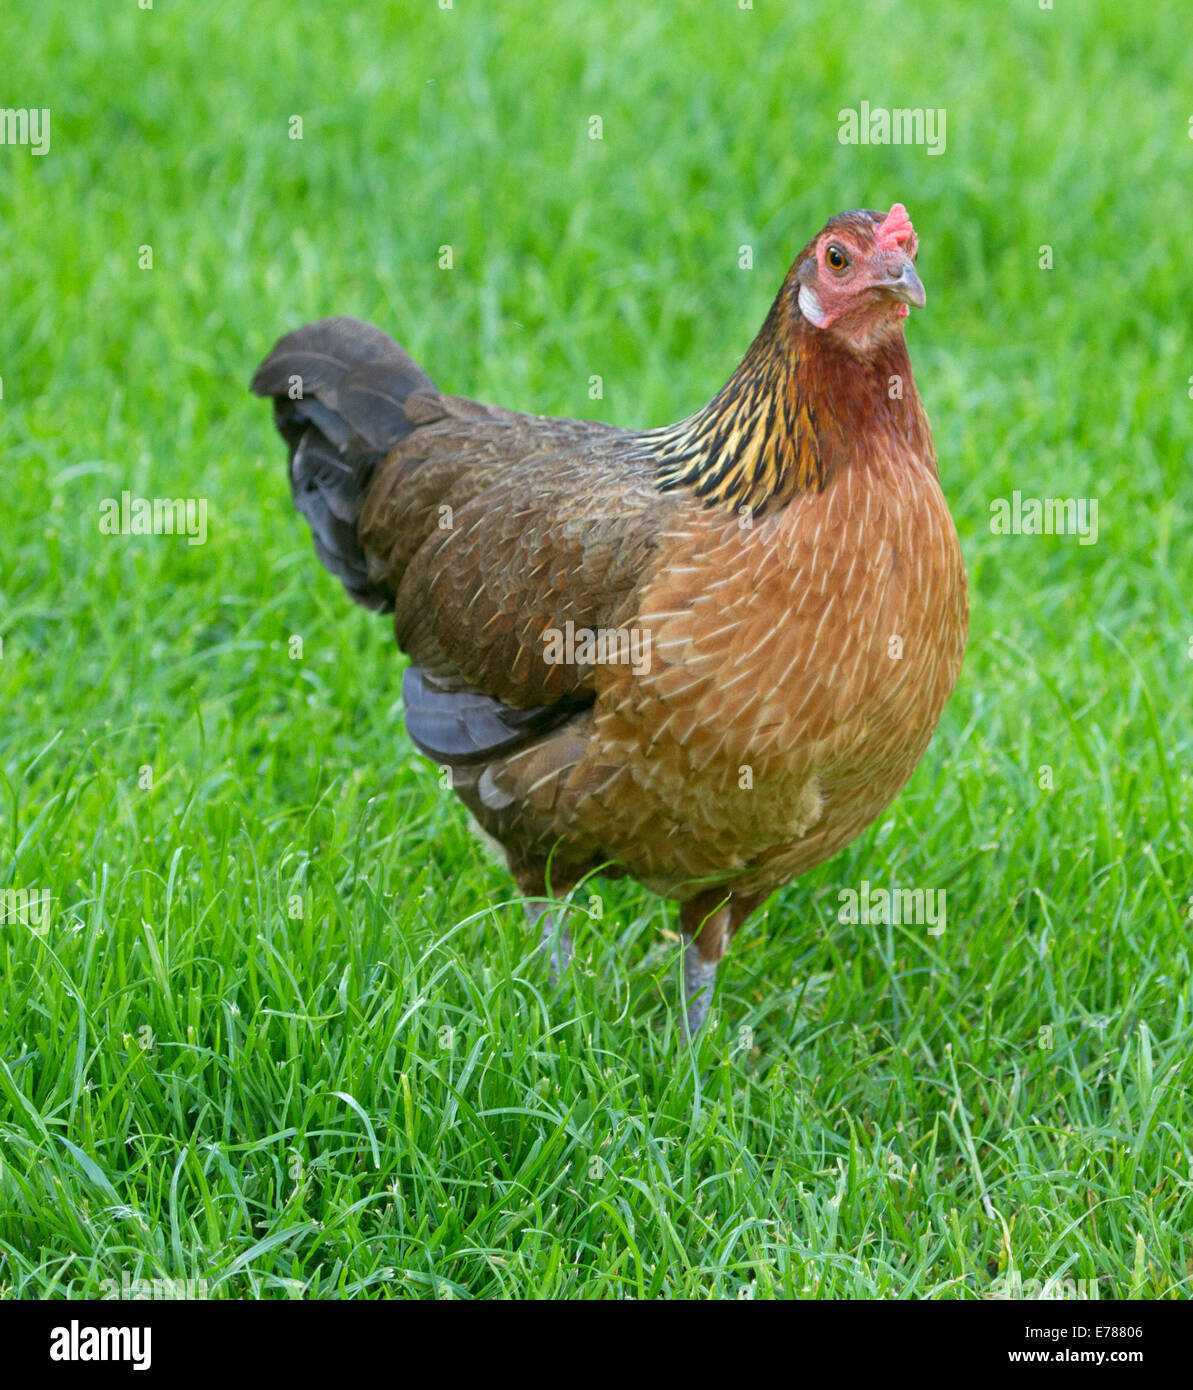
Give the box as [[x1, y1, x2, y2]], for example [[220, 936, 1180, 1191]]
[[678, 891, 763, 1034], [678, 893, 731, 1035], [682, 940, 720, 1034], [525, 901, 573, 986]]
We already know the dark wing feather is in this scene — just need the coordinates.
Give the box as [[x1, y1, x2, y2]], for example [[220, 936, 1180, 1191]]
[[401, 666, 590, 766]]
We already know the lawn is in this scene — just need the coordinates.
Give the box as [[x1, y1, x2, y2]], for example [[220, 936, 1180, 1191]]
[[0, 0, 1190, 1299]]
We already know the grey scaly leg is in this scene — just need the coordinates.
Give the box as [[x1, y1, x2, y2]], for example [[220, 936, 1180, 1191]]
[[679, 892, 740, 1036], [525, 901, 573, 985], [682, 940, 718, 1035]]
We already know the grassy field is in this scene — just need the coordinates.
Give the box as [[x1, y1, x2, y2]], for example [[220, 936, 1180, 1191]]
[[1, 0, 1190, 1300]]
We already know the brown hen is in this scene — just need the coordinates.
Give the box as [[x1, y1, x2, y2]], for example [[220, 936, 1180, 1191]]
[[251, 202, 968, 1032]]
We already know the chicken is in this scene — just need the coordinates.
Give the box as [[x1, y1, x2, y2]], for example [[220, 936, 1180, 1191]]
[[251, 202, 968, 1033]]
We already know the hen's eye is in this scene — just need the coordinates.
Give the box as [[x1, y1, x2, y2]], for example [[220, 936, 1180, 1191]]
[[826, 244, 849, 271]]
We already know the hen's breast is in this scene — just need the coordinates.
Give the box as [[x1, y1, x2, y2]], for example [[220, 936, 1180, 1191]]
[[527, 439, 968, 897]]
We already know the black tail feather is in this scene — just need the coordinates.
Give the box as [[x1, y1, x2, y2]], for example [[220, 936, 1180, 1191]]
[[251, 316, 437, 610]]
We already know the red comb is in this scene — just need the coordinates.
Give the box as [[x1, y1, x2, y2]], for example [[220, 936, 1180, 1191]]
[[876, 203, 915, 249]]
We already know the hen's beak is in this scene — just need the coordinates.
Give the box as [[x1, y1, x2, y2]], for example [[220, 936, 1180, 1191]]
[[879, 260, 926, 309]]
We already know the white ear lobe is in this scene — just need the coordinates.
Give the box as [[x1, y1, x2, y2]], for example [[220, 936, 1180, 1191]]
[[798, 283, 829, 327]]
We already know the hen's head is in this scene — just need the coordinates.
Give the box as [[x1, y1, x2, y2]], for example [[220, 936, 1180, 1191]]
[[792, 203, 924, 353]]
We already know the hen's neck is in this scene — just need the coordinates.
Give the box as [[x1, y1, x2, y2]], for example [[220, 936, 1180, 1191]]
[[644, 297, 929, 518]]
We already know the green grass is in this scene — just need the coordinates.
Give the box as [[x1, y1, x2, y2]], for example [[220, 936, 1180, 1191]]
[[1, 0, 1191, 1300]]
